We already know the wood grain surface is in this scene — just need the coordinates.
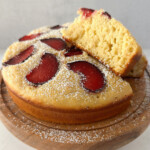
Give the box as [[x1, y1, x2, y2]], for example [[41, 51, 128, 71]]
[[0, 67, 150, 150]]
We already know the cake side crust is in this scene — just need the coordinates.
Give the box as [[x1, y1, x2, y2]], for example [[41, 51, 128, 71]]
[[7, 84, 132, 124]]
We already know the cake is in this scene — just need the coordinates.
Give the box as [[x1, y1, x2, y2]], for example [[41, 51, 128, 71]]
[[61, 8, 142, 76], [2, 25, 133, 124]]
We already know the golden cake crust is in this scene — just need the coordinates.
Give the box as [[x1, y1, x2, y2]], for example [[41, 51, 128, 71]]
[[7, 84, 132, 124], [2, 26, 133, 124]]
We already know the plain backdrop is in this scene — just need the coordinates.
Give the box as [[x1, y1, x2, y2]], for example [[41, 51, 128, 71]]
[[0, 0, 150, 50]]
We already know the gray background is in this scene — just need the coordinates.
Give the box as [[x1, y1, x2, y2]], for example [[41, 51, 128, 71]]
[[0, 0, 150, 50]]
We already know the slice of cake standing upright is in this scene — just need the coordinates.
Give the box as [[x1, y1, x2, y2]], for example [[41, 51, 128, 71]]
[[62, 8, 142, 76]]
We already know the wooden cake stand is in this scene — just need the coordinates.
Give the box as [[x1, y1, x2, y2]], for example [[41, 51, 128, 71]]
[[0, 67, 150, 150]]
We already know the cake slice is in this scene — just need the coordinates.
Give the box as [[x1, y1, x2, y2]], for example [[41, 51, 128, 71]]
[[62, 23, 147, 78], [61, 8, 142, 76]]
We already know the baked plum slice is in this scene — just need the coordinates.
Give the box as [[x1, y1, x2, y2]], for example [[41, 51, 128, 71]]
[[64, 46, 83, 57], [102, 11, 111, 19], [67, 61, 105, 92], [79, 8, 95, 18], [26, 53, 59, 85], [3, 46, 34, 66], [19, 33, 42, 41], [50, 25, 62, 30], [41, 38, 67, 51]]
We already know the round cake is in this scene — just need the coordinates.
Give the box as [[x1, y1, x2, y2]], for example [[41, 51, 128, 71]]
[[1, 25, 133, 124]]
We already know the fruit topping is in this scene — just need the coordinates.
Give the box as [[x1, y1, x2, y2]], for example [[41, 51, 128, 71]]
[[67, 61, 105, 92], [102, 11, 111, 19], [19, 33, 42, 41], [26, 53, 59, 85], [79, 8, 95, 18], [64, 46, 83, 57], [3, 46, 34, 66], [50, 25, 62, 30], [41, 38, 67, 51]]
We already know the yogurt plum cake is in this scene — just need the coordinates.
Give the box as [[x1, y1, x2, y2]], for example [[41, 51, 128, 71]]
[[2, 25, 133, 124], [62, 8, 143, 76]]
